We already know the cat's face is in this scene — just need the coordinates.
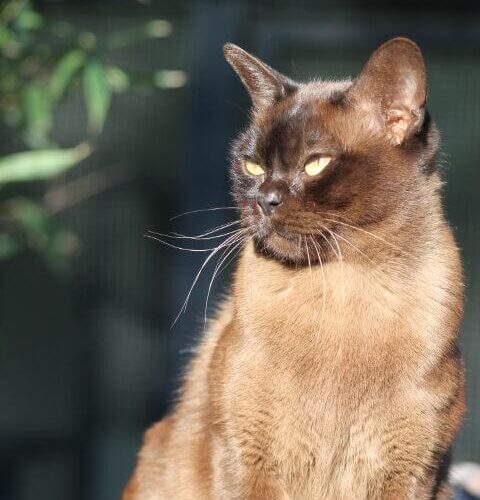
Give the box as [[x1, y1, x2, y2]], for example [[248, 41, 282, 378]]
[[225, 38, 436, 263]]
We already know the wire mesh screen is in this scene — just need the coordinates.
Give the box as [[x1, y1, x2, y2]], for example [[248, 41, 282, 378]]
[[0, 2, 478, 499]]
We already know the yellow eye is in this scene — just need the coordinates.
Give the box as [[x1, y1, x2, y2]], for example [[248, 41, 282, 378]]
[[304, 156, 332, 176], [245, 160, 265, 176]]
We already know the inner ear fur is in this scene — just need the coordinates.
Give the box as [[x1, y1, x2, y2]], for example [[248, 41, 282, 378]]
[[224, 43, 297, 112], [349, 37, 427, 145]]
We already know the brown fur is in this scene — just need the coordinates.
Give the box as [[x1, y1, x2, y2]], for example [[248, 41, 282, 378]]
[[123, 38, 465, 499]]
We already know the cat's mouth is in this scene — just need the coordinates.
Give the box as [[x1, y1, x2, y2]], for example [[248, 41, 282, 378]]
[[243, 204, 324, 262], [253, 220, 306, 261]]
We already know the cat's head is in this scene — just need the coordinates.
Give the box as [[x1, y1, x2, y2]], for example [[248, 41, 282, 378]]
[[225, 38, 438, 263]]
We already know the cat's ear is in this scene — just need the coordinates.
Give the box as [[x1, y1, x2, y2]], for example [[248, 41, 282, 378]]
[[224, 43, 297, 112], [349, 37, 427, 145]]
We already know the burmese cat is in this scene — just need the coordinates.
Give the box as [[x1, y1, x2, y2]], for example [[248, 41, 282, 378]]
[[123, 37, 465, 499]]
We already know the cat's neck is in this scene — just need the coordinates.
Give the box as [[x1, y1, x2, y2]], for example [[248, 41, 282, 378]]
[[231, 180, 462, 353]]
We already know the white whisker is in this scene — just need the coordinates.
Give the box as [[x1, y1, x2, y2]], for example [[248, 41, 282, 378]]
[[323, 216, 409, 256], [310, 235, 327, 331], [148, 220, 241, 242], [304, 235, 315, 305], [172, 229, 248, 327], [145, 234, 220, 252], [203, 235, 248, 327], [315, 223, 343, 275], [172, 219, 241, 239], [324, 228, 376, 265], [326, 227, 343, 267], [152, 226, 240, 242], [170, 206, 237, 221]]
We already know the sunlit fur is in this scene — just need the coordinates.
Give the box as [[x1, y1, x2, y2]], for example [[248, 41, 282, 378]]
[[124, 38, 465, 500]]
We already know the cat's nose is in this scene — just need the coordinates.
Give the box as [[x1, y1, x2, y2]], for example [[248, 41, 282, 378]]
[[256, 183, 285, 216]]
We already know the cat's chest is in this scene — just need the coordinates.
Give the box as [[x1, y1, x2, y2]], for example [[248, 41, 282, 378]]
[[273, 391, 387, 499], [238, 251, 405, 340], [227, 246, 432, 497], [239, 263, 408, 371], [227, 344, 394, 499], [229, 280, 415, 497]]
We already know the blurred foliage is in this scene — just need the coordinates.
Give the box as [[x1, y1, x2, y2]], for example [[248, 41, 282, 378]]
[[0, 0, 187, 270]]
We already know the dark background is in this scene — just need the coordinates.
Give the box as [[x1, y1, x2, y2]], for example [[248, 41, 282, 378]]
[[1, 1, 479, 499]]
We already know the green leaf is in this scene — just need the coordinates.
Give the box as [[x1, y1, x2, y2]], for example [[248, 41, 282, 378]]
[[23, 83, 53, 148], [49, 49, 86, 103], [0, 27, 11, 47], [77, 31, 96, 51], [0, 143, 91, 185], [5, 199, 79, 268], [15, 9, 43, 31], [1, 0, 25, 24], [8, 199, 51, 259], [145, 20, 172, 38], [153, 70, 188, 89], [8, 198, 49, 247], [83, 59, 111, 135], [106, 65, 130, 93]]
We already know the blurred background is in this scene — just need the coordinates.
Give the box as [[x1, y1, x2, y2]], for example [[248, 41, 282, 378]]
[[0, 0, 479, 499]]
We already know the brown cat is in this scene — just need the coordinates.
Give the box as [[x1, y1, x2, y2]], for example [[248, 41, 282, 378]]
[[123, 37, 465, 499]]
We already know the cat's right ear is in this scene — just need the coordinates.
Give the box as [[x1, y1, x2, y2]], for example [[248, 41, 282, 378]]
[[224, 43, 297, 112]]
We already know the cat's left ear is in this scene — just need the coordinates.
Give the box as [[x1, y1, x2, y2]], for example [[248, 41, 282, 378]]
[[348, 37, 427, 145], [224, 43, 297, 112]]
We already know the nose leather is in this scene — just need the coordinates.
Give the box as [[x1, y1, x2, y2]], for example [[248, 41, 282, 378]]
[[256, 182, 285, 216]]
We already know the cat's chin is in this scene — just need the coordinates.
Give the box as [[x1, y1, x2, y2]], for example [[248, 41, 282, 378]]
[[256, 231, 305, 263]]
